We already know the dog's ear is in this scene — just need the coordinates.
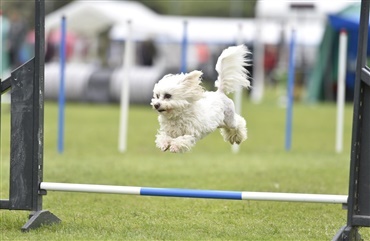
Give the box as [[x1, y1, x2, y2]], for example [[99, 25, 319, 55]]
[[184, 70, 203, 84], [163, 74, 173, 79], [180, 70, 204, 102]]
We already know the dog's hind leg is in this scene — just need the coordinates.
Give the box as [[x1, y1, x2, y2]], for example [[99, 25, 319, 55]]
[[220, 114, 247, 144], [221, 100, 247, 145]]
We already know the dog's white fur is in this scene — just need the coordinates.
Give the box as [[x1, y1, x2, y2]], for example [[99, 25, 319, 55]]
[[151, 45, 251, 153]]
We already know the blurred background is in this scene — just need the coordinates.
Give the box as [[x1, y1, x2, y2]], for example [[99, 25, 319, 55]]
[[0, 0, 366, 105]]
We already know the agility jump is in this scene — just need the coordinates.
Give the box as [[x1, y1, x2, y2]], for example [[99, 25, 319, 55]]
[[1, 0, 370, 240]]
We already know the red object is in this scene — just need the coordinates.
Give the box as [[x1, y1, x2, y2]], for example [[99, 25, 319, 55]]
[[48, 30, 77, 59]]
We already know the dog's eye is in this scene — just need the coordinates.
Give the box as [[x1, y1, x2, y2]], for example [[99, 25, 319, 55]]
[[156, 94, 159, 98], [164, 93, 172, 99]]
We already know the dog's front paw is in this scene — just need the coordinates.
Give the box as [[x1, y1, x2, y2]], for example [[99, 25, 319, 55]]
[[155, 139, 171, 151], [169, 135, 196, 153], [156, 141, 170, 152], [169, 143, 189, 153], [169, 144, 180, 153], [159, 144, 170, 152], [155, 136, 171, 152]]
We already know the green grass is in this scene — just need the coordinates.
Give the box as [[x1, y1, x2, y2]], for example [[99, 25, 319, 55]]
[[1, 89, 369, 240]]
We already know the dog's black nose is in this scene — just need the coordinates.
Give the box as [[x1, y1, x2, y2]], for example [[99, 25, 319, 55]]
[[154, 104, 160, 109]]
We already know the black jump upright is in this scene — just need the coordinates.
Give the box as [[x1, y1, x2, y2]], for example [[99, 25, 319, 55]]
[[0, 0, 60, 231], [334, 1, 370, 241]]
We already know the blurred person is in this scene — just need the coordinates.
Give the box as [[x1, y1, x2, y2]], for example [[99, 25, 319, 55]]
[[73, 34, 90, 62], [19, 30, 35, 63], [264, 44, 278, 87], [45, 30, 57, 62], [196, 43, 214, 84], [7, 10, 27, 69], [196, 43, 210, 69], [140, 38, 157, 66], [1, 10, 10, 78], [97, 28, 111, 67]]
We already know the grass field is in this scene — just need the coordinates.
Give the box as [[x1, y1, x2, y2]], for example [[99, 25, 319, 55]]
[[1, 90, 369, 240]]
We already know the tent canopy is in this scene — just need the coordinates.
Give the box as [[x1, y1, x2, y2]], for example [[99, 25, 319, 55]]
[[307, 2, 370, 102], [328, 3, 367, 31], [110, 16, 257, 44], [256, 0, 355, 20], [45, 0, 158, 37], [46, 0, 327, 46]]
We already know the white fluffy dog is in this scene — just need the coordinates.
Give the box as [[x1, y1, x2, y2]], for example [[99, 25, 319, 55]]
[[151, 45, 251, 153]]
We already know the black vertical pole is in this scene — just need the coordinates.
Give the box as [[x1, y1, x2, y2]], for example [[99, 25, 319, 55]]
[[9, 0, 43, 213], [32, 0, 45, 213], [22, 0, 60, 231], [6, 0, 60, 231], [0, 0, 60, 231], [334, 1, 370, 240], [347, 0, 370, 228]]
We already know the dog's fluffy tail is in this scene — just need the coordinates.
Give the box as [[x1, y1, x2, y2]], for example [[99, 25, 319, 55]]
[[215, 45, 251, 94]]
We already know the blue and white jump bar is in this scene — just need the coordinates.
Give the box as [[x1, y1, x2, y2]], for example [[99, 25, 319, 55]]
[[40, 182, 347, 204]]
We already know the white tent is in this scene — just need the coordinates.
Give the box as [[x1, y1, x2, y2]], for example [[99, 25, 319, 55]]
[[153, 16, 256, 44], [110, 15, 283, 45], [47, 0, 259, 45], [251, 0, 359, 103], [254, 0, 359, 46], [256, 0, 357, 20], [46, 0, 306, 45], [45, 0, 159, 37]]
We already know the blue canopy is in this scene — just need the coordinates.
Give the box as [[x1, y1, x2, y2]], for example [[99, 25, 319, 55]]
[[307, 3, 370, 102], [328, 3, 368, 31], [328, 3, 370, 59]]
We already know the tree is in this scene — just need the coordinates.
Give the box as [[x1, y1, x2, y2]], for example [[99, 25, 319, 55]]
[[137, 0, 257, 17]]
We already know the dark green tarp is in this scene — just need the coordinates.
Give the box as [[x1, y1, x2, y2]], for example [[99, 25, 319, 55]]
[[307, 3, 370, 102]]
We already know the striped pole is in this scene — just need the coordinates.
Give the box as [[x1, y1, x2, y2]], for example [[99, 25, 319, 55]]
[[58, 16, 66, 154], [118, 20, 133, 153], [180, 20, 188, 73], [232, 23, 244, 154], [251, 19, 264, 104], [40, 182, 347, 204], [335, 29, 348, 153], [285, 29, 296, 151]]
